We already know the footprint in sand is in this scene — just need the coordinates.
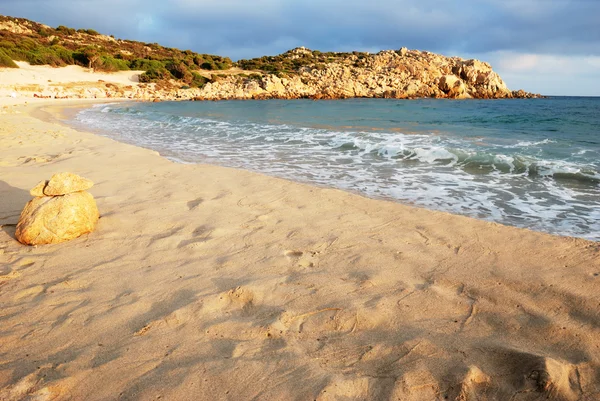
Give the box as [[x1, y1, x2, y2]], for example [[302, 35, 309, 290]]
[[479, 349, 583, 400], [316, 377, 370, 400], [186, 197, 204, 210], [284, 249, 319, 268], [15, 284, 45, 300], [177, 225, 213, 248], [0, 266, 21, 284], [201, 286, 258, 318], [0, 367, 74, 400]]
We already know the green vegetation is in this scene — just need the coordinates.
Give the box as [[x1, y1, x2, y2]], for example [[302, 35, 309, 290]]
[[78, 28, 99, 35], [237, 48, 367, 75], [0, 48, 18, 67], [139, 66, 171, 83], [0, 15, 232, 85], [0, 15, 370, 83], [191, 72, 209, 88]]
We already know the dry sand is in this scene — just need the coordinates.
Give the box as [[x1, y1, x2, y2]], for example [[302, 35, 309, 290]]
[[0, 98, 599, 401], [0, 62, 144, 101], [1, 62, 141, 86]]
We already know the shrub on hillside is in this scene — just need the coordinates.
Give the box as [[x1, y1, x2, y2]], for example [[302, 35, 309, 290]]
[[20, 38, 38, 51], [97, 55, 130, 72], [0, 50, 18, 68], [166, 60, 192, 83], [139, 65, 171, 83], [73, 46, 101, 69], [56, 25, 76, 35], [26, 48, 65, 67], [78, 29, 100, 36], [191, 72, 209, 88], [130, 58, 165, 71], [37, 28, 52, 37], [51, 45, 75, 64], [200, 61, 215, 70], [0, 40, 15, 49], [248, 73, 263, 82]]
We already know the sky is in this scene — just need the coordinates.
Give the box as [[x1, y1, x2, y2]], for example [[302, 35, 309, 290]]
[[2, 0, 599, 96]]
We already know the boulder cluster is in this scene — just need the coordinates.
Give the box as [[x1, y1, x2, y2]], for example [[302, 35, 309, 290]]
[[16, 172, 99, 245], [192, 49, 542, 100]]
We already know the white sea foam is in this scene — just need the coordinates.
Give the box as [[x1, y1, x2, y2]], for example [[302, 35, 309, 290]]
[[513, 138, 556, 147]]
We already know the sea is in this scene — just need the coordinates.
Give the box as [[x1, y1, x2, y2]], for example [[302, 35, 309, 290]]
[[70, 97, 600, 241]]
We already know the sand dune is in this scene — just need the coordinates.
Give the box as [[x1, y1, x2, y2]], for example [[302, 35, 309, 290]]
[[0, 100, 599, 400], [0, 62, 144, 101], [1, 61, 141, 86]]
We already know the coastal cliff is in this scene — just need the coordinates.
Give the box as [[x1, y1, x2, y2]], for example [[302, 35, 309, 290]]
[[0, 15, 540, 100]]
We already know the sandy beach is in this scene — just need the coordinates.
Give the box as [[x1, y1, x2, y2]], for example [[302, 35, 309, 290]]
[[0, 96, 599, 400]]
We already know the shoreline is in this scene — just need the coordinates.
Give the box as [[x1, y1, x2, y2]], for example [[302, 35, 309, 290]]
[[59, 98, 600, 242], [1, 98, 599, 399]]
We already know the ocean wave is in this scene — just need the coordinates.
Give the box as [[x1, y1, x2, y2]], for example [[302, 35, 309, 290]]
[[325, 134, 598, 184], [512, 138, 556, 147]]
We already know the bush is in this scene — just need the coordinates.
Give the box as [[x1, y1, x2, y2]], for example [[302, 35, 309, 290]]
[[193, 55, 205, 66], [130, 58, 165, 71], [56, 25, 76, 35], [78, 29, 99, 36], [72, 51, 88, 66], [191, 72, 208, 88], [139, 65, 171, 82], [38, 28, 52, 37], [200, 61, 215, 70], [20, 38, 37, 51], [97, 55, 130, 72], [51, 45, 74, 64], [166, 60, 192, 81], [26, 48, 65, 66], [0, 40, 15, 49], [0, 50, 18, 68]]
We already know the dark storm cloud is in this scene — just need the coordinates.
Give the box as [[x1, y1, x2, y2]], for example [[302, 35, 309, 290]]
[[1, 0, 598, 59]]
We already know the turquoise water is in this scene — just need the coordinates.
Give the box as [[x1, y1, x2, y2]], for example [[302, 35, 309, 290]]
[[73, 98, 600, 240]]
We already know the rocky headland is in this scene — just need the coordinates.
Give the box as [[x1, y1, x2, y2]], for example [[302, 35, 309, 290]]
[[193, 47, 540, 100], [0, 16, 541, 101]]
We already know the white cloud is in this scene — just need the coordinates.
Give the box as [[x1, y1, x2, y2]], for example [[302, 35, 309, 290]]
[[477, 51, 600, 95]]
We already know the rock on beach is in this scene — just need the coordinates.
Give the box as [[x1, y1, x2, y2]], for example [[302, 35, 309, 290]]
[[16, 173, 99, 245]]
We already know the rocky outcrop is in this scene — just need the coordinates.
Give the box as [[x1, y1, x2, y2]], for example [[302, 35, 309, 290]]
[[192, 49, 542, 100], [16, 173, 99, 245]]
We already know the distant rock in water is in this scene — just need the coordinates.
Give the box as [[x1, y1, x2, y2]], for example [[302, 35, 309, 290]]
[[16, 173, 99, 245]]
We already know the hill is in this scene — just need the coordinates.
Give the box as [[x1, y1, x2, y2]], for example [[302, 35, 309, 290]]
[[0, 15, 540, 100]]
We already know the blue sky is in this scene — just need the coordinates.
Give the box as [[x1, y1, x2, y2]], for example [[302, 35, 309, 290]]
[[2, 0, 599, 96]]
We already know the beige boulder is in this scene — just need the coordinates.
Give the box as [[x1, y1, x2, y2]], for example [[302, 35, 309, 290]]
[[16, 192, 99, 245], [29, 180, 48, 197], [16, 173, 99, 245], [43, 172, 94, 196], [438, 75, 468, 98]]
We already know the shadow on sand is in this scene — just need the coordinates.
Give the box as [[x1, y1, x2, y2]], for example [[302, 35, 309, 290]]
[[0, 180, 30, 240]]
